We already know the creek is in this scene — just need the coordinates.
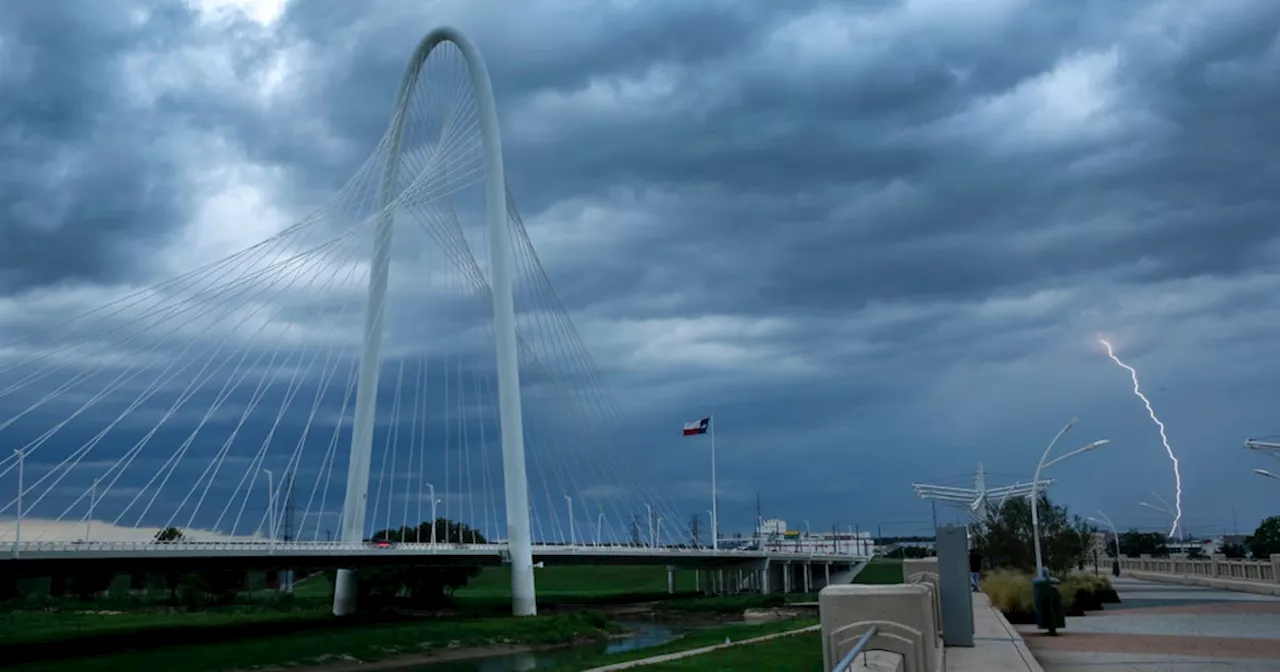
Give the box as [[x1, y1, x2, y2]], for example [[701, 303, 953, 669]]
[[411, 619, 729, 671]]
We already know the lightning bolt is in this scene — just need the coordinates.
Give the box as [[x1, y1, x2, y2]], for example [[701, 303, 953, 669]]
[[1099, 339, 1183, 538]]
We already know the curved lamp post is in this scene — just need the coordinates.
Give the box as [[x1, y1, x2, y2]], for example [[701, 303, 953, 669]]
[[1032, 418, 1110, 575], [1138, 500, 1176, 539], [1088, 511, 1121, 576]]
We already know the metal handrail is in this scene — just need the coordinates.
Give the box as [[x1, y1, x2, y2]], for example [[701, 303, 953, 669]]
[[830, 624, 878, 672]]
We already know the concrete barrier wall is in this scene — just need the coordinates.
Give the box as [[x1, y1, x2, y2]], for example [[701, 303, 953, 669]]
[[1119, 554, 1280, 584]]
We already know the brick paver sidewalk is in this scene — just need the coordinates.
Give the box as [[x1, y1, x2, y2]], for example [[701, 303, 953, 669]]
[[1016, 576, 1280, 671]]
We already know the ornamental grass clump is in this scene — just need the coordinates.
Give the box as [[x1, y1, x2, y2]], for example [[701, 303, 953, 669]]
[[980, 570, 1032, 615]]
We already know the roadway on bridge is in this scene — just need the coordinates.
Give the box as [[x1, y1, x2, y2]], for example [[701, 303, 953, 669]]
[[1018, 576, 1280, 671]]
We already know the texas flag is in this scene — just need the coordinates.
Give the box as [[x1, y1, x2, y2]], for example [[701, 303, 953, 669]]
[[682, 417, 710, 436]]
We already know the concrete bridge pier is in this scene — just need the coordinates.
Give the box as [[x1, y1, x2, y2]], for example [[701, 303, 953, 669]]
[[828, 564, 856, 586], [739, 558, 771, 595], [666, 565, 675, 594]]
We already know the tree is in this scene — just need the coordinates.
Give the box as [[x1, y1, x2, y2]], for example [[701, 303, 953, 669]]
[[1222, 542, 1248, 559], [971, 493, 1094, 575], [1246, 516, 1280, 560], [1118, 529, 1168, 558], [154, 526, 185, 542]]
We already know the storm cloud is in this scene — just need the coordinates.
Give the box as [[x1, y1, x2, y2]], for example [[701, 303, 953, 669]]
[[3, 0, 1280, 539]]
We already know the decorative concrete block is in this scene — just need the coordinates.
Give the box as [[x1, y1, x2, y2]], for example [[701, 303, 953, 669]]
[[819, 584, 940, 672]]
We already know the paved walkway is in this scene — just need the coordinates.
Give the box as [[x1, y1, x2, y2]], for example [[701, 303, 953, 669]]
[[1017, 576, 1280, 671], [947, 592, 1042, 671]]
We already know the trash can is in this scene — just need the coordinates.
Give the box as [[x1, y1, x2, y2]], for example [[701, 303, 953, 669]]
[[1032, 568, 1065, 635]]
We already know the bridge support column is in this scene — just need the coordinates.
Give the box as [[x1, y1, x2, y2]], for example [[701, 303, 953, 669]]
[[747, 558, 771, 595], [334, 569, 358, 615], [666, 565, 676, 595], [824, 562, 830, 589], [694, 570, 700, 593], [737, 569, 743, 594], [803, 563, 811, 593], [783, 562, 791, 593]]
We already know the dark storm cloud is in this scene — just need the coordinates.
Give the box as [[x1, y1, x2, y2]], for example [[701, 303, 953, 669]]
[[9, 0, 1280, 536], [0, 1, 206, 293]]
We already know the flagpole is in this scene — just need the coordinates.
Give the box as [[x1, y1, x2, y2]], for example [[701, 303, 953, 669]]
[[710, 415, 718, 552]]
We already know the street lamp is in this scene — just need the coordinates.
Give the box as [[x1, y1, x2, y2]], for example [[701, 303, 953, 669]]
[[1032, 417, 1109, 575], [1088, 510, 1121, 576], [425, 483, 437, 547], [1138, 500, 1175, 534], [564, 495, 574, 547], [645, 504, 654, 547], [13, 449, 22, 557], [264, 469, 276, 545], [86, 477, 98, 543]]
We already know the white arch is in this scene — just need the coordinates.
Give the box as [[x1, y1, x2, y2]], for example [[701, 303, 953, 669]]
[[332, 25, 536, 617]]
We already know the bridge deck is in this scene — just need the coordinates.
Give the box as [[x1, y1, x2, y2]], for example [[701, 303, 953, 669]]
[[2, 541, 868, 572]]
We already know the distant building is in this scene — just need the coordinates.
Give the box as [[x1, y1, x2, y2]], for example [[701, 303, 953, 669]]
[[753, 518, 875, 555]]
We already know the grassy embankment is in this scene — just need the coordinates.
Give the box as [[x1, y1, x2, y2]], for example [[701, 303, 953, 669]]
[[9, 612, 617, 672], [2, 565, 687, 670], [638, 631, 823, 672]]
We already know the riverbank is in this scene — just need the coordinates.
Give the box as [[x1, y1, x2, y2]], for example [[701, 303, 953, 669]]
[[545, 618, 820, 672]]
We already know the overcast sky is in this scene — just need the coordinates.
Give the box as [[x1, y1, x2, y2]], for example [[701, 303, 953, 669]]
[[3, 0, 1280, 540]]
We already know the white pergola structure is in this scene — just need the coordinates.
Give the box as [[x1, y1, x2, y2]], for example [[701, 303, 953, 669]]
[[1245, 437, 1280, 457], [912, 463, 1053, 519]]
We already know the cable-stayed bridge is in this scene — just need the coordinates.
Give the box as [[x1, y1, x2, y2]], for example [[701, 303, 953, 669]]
[[0, 27, 866, 614]]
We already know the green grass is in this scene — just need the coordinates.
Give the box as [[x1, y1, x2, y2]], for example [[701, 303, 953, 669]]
[[0, 607, 332, 646], [852, 557, 904, 584], [9, 612, 617, 672], [640, 630, 823, 671], [546, 618, 819, 672]]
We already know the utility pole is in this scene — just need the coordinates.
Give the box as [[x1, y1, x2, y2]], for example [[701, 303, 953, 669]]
[[690, 514, 701, 548], [282, 471, 296, 593], [282, 472, 295, 543]]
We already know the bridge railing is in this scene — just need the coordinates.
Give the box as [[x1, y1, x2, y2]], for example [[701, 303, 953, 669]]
[[1118, 554, 1280, 584], [5, 539, 872, 559]]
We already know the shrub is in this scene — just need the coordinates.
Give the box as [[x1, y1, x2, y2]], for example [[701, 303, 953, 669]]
[[1058, 575, 1094, 610], [981, 570, 1032, 614]]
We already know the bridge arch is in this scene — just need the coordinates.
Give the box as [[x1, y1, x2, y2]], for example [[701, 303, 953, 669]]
[[333, 26, 535, 617]]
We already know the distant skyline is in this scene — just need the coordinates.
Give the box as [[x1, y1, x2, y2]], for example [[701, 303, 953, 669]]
[[2, 1, 1280, 540]]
